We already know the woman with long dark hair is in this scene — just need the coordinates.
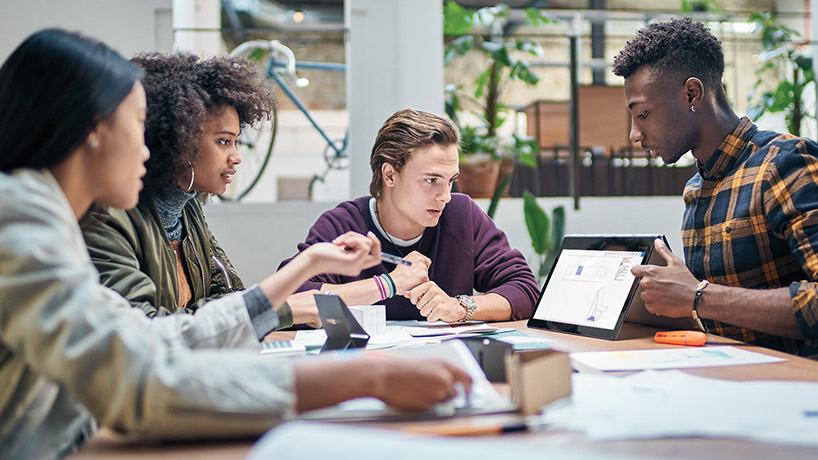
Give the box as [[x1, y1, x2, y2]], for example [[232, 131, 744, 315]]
[[0, 29, 469, 459]]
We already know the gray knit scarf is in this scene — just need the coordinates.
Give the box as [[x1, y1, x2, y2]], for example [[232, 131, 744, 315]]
[[154, 187, 196, 241]]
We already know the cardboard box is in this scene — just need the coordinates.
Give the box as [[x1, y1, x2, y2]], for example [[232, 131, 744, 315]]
[[505, 349, 572, 415], [348, 305, 386, 336]]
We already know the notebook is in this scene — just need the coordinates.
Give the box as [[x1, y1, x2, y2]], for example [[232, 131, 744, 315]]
[[259, 340, 307, 356], [527, 234, 703, 340], [314, 294, 370, 352]]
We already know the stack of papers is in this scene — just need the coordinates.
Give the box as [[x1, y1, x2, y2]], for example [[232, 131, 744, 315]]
[[402, 322, 501, 337], [299, 341, 514, 421], [293, 321, 515, 350], [542, 370, 818, 448]]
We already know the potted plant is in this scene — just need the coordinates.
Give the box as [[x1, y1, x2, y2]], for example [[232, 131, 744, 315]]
[[746, 11, 814, 136], [443, 2, 556, 217]]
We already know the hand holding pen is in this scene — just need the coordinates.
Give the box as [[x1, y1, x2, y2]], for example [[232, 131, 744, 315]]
[[381, 252, 412, 266], [387, 250, 431, 296]]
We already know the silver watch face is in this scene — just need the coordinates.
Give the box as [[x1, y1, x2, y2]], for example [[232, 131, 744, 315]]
[[456, 295, 477, 322], [457, 295, 477, 309]]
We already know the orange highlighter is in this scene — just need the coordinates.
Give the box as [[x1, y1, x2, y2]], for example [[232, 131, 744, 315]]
[[654, 330, 707, 346]]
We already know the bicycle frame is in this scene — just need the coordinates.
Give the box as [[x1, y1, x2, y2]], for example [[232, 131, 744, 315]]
[[223, 39, 348, 201], [267, 59, 347, 162]]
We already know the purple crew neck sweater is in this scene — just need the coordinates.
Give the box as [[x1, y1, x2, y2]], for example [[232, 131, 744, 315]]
[[279, 193, 539, 321]]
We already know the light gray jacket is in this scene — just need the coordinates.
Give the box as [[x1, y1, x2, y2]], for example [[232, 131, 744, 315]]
[[0, 169, 295, 459]]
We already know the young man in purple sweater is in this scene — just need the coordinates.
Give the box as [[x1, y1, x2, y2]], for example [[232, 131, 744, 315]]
[[279, 108, 539, 323]]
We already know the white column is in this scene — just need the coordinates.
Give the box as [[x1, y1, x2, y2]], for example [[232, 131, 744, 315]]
[[345, 0, 444, 199], [172, 0, 221, 55]]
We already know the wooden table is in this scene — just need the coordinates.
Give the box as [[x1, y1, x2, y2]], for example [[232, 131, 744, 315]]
[[70, 321, 818, 459]]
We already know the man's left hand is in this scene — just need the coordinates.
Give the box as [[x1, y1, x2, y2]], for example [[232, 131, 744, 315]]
[[404, 281, 464, 323], [630, 238, 700, 318]]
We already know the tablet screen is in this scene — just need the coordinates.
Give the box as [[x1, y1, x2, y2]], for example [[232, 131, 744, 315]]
[[527, 235, 659, 340]]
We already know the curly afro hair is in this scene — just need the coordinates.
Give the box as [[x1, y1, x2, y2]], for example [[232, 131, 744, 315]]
[[131, 52, 274, 192], [612, 18, 729, 109]]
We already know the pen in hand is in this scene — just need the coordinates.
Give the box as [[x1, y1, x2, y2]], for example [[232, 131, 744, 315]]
[[381, 252, 412, 266]]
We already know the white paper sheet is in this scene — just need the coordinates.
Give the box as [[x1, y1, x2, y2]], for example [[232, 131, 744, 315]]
[[570, 345, 785, 372], [541, 370, 818, 448], [247, 421, 669, 460]]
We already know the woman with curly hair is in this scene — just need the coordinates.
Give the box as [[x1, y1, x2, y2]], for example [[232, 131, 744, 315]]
[[80, 52, 319, 332]]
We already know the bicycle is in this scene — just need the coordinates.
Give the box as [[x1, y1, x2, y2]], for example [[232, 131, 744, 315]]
[[219, 40, 348, 201]]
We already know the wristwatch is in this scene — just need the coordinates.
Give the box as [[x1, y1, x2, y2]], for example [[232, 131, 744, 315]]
[[455, 295, 477, 323], [692, 280, 709, 331]]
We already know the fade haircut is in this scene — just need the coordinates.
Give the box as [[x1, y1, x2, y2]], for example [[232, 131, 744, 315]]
[[369, 108, 460, 198], [612, 18, 730, 109]]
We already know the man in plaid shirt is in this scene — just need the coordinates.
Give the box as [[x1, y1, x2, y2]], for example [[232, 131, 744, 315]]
[[613, 18, 818, 359]]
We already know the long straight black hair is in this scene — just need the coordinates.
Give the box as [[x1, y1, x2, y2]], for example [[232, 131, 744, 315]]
[[0, 29, 143, 172]]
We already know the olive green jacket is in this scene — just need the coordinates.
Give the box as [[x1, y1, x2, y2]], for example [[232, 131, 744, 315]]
[[79, 188, 292, 328]]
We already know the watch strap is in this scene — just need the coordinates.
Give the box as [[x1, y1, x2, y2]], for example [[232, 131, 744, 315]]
[[455, 295, 477, 323], [692, 280, 709, 331]]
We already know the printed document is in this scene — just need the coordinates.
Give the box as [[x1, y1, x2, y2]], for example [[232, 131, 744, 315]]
[[570, 345, 785, 372]]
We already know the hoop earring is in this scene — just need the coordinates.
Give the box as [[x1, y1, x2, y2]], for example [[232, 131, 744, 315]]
[[690, 106, 696, 113], [186, 162, 195, 192]]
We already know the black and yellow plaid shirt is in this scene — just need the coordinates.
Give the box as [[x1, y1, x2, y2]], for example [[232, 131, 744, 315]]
[[683, 116, 818, 359]]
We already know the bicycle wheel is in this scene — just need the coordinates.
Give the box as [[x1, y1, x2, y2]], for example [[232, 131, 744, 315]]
[[218, 105, 278, 201]]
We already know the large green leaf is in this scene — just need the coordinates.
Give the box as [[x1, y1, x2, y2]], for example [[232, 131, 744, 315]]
[[515, 40, 544, 57], [514, 135, 539, 168], [523, 190, 550, 255], [757, 47, 788, 63], [458, 126, 480, 155], [474, 67, 492, 100], [510, 60, 540, 85], [443, 1, 473, 36], [524, 8, 559, 26], [680, 0, 721, 14], [444, 84, 461, 124], [444, 35, 474, 65], [481, 41, 512, 67], [794, 54, 814, 73], [771, 80, 794, 110], [550, 206, 566, 249], [475, 3, 510, 28]]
